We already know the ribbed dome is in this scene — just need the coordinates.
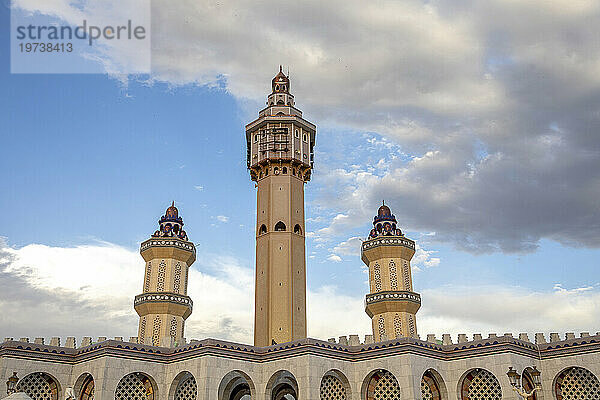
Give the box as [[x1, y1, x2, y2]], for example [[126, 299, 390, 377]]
[[378, 204, 391, 217], [165, 201, 178, 219]]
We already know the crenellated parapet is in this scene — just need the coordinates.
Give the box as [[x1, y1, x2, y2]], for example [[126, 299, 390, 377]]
[[2, 336, 178, 349], [2, 332, 599, 359]]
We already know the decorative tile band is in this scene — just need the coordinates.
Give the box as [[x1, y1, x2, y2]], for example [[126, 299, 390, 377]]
[[365, 291, 421, 305], [134, 292, 193, 309], [140, 239, 195, 253], [362, 237, 415, 251]]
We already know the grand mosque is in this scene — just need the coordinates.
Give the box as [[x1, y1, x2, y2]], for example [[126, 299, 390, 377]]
[[1, 69, 599, 400]]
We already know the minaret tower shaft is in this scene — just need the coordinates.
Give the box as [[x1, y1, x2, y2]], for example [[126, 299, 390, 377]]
[[135, 202, 195, 347], [362, 202, 421, 341], [246, 67, 316, 346]]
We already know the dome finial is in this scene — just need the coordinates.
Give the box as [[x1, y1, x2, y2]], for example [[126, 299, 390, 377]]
[[382, 199, 385, 206], [172, 200, 175, 207], [279, 65, 283, 72]]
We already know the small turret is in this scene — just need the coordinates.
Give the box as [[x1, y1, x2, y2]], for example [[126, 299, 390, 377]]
[[135, 202, 195, 347], [362, 202, 420, 341]]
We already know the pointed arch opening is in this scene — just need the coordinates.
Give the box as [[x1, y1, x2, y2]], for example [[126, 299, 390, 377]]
[[74, 373, 94, 400], [266, 370, 298, 400], [259, 224, 267, 235], [218, 370, 256, 400], [275, 221, 286, 231], [421, 369, 447, 400], [293, 224, 302, 234]]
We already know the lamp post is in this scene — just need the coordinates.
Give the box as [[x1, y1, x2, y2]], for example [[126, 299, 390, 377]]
[[507, 366, 541, 399], [6, 372, 19, 395]]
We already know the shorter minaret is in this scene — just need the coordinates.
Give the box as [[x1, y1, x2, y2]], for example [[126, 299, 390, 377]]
[[362, 202, 421, 341], [134, 202, 195, 347]]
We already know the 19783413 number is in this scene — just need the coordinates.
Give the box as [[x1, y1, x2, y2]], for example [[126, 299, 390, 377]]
[[19, 42, 73, 52]]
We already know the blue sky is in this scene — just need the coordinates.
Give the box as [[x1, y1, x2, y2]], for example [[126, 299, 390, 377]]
[[1, 0, 599, 343]]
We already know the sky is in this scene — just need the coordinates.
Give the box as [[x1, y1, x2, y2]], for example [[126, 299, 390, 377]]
[[1, 0, 600, 345]]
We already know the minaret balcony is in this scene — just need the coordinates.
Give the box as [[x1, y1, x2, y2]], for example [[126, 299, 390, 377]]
[[134, 292, 193, 319], [140, 238, 196, 264], [361, 236, 416, 263], [365, 290, 421, 317]]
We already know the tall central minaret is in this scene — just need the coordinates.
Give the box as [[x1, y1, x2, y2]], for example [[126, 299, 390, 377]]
[[246, 67, 316, 346]]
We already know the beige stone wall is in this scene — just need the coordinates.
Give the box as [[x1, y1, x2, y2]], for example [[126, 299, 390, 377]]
[[3, 342, 599, 400]]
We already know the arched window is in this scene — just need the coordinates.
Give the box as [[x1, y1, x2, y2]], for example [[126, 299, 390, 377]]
[[461, 369, 501, 400], [259, 224, 267, 235], [303, 133, 307, 142], [320, 373, 347, 400], [282, 167, 287, 174], [17, 373, 59, 400], [294, 224, 302, 234], [78, 374, 94, 400], [115, 373, 155, 400], [275, 221, 286, 231], [421, 369, 444, 400], [555, 367, 600, 400], [274, 167, 279, 175], [364, 370, 400, 400]]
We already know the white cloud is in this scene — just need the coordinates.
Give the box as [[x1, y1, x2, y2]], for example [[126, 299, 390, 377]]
[[326, 254, 342, 263], [332, 236, 363, 257], [307, 285, 371, 340], [1, 240, 598, 343], [412, 244, 441, 270], [418, 284, 600, 338], [216, 215, 229, 223], [194, 185, 204, 191]]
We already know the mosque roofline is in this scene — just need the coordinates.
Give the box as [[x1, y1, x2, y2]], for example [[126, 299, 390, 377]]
[[2, 333, 599, 364]]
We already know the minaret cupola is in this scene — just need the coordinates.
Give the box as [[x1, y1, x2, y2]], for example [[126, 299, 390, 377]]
[[272, 66, 290, 93], [153, 201, 188, 241], [266, 66, 295, 107]]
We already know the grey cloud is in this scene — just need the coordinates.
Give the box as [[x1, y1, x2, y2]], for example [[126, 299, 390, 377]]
[[14, 0, 600, 253]]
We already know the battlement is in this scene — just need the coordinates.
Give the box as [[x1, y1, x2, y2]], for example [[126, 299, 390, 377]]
[[327, 331, 600, 346], [1, 336, 187, 349], [4, 331, 599, 353]]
